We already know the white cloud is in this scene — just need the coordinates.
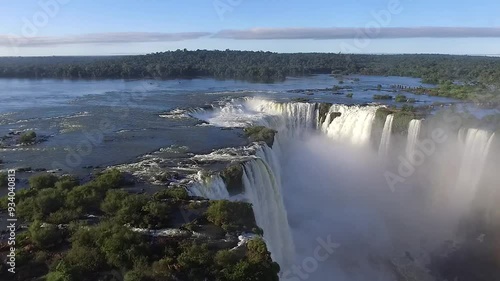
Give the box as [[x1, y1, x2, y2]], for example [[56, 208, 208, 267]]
[[0, 32, 212, 47], [213, 27, 500, 40]]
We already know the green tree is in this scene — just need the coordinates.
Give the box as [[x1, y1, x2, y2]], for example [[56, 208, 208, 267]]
[[99, 225, 150, 269], [55, 175, 79, 190], [101, 189, 129, 214], [64, 245, 106, 276], [94, 169, 125, 190], [177, 243, 212, 280], [46, 261, 72, 281], [17, 188, 65, 221], [19, 131, 37, 144], [153, 187, 189, 200], [395, 94, 408, 102], [142, 201, 171, 229], [46, 271, 72, 281], [206, 200, 256, 232], [115, 194, 148, 227], [0, 172, 7, 187], [29, 221, 62, 249], [124, 269, 151, 281], [46, 208, 80, 224], [151, 258, 176, 280], [65, 184, 102, 214], [29, 173, 59, 190]]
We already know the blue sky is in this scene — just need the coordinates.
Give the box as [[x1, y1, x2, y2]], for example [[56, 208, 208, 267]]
[[0, 0, 500, 56]]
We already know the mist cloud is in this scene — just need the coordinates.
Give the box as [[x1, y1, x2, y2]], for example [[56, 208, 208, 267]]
[[213, 27, 500, 40], [0, 32, 211, 47], [2, 27, 500, 48]]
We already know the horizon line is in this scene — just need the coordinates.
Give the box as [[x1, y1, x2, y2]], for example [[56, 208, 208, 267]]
[[0, 50, 500, 58]]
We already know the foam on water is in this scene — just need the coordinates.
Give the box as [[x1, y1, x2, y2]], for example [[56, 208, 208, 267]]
[[189, 171, 230, 200], [321, 104, 379, 146]]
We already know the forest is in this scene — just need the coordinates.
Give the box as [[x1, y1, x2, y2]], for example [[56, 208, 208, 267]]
[[1, 50, 500, 85], [0, 170, 279, 281]]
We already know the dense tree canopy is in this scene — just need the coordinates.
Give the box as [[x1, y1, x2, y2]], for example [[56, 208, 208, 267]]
[[1, 50, 500, 84], [0, 170, 278, 281]]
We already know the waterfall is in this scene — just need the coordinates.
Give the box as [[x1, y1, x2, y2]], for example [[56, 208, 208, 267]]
[[246, 98, 317, 137], [189, 97, 317, 139], [189, 172, 230, 199], [454, 129, 496, 206], [378, 114, 394, 157], [321, 105, 379, 146], [406, 120, 422, 160], [242, 145, 295, 270]]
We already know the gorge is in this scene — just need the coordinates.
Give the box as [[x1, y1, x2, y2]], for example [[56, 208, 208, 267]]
[[190, 97, 500, 281], [0, 75, 498, 280]]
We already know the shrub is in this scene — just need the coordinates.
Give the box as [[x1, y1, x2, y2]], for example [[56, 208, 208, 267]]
[[64, 245, 106, 276], [71, 221, 149, 269], [99, 225, 150, 269], [142, 201, 171, 229], [291, 97, 310, 103], [177, 243, 212, 280], [46, 208, 80, 225], [101, 189, 129, 214], [70, 225, 100, 248], [373, 94, 393, 100], [46, 261, 72, 281], [0, 172, 7, 187], [153, 187, 189, 200], [151, 258, 175, 280], [214, 239, 280, 281], [402, 104, 416, 112], [206, 200, 257, 232], [19, 131, 37, 144], [393, 111, 416, 135], [112, 194, 171, 228], [124, 269, 151, 281], [220, 165, 244, 195], [29, 174, 59, 190], [94, 169, 125, 190], [55, 175, 79, 190], [65, 184, 102, 214], [243, 126, 276, 147], [18, 188, 65, 221], [46, 270, 72, 281], [29, 221, 63, 249], [115, 194, 149, 226], [34, 250, 49, 265], [35, 188, 65, 217], [245, 238, 280, 280], [374, 108, 393, 130], [395, 94, 408, 102], [64, 170, 125, 214], [215, 250, 239, 267]]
